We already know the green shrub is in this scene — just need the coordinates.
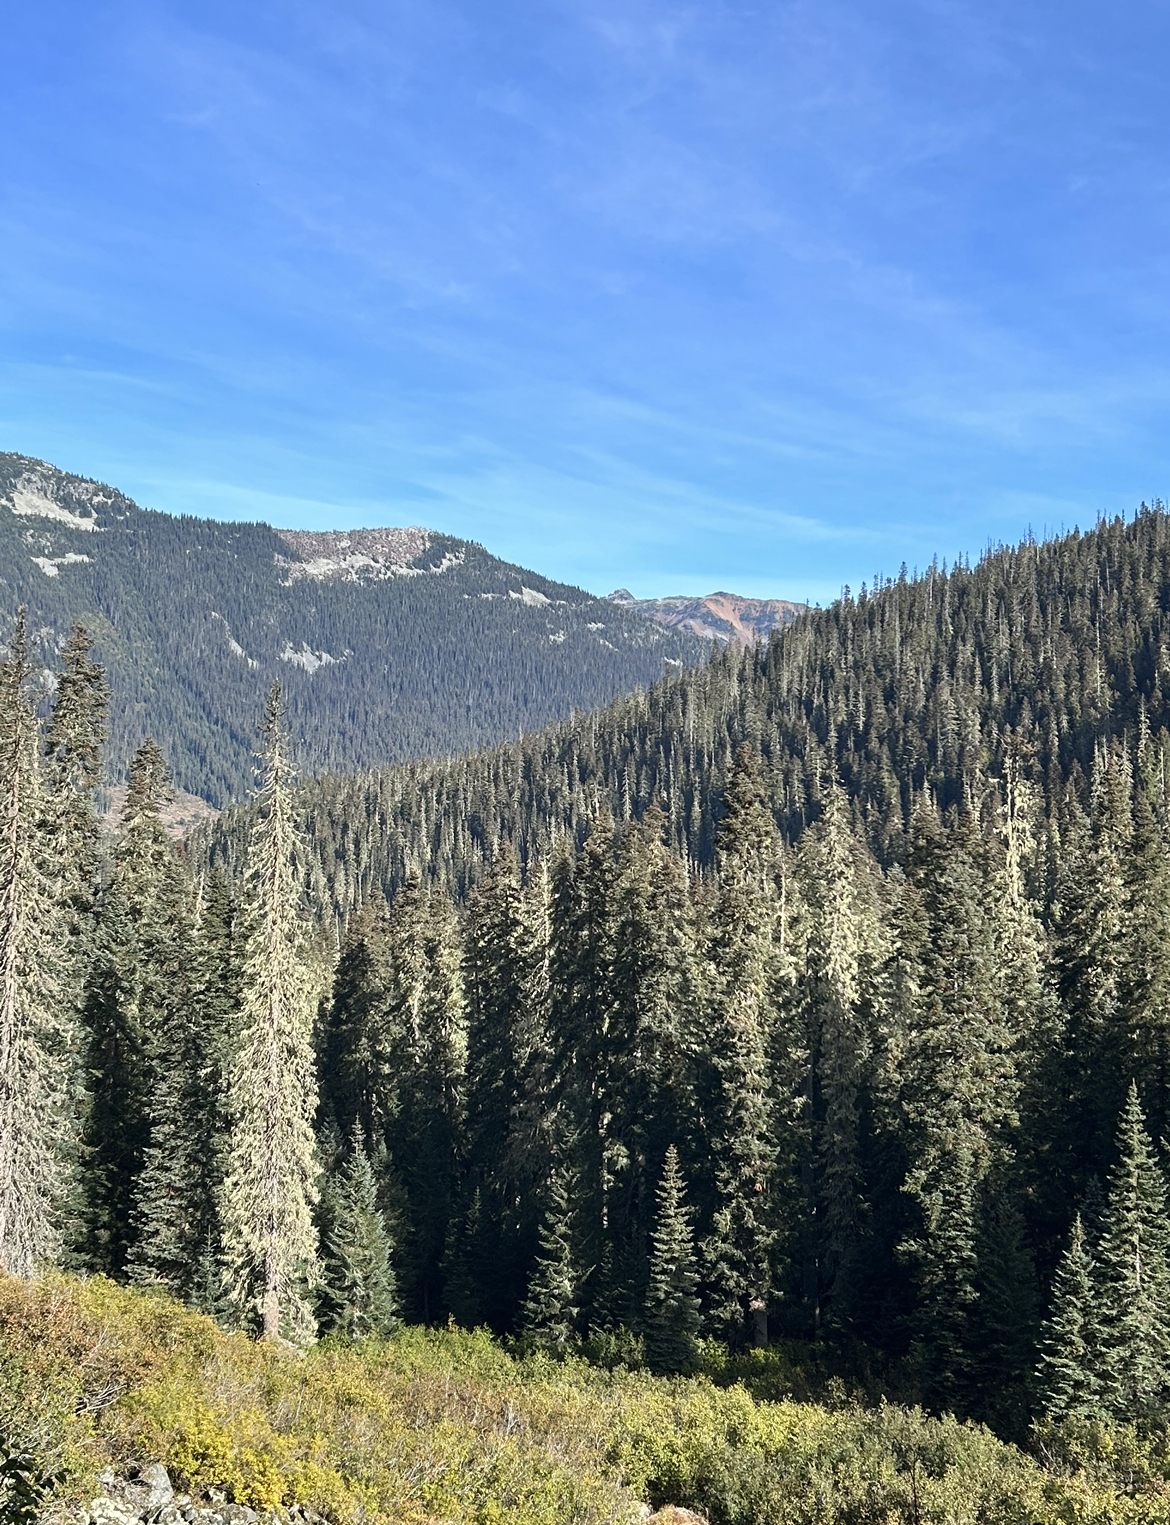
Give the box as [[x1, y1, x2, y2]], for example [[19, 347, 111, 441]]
[[2, 1274, 1169, 1525]]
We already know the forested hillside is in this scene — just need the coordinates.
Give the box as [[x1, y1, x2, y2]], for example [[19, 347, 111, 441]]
[[13, 509, 1170, 1517], [0, 452, 703, 804], [206, 504, 1170, 914]]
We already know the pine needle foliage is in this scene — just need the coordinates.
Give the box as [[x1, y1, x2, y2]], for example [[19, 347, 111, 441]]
[[701, 745, 787, 1348], [118, 741, 205, 1294]]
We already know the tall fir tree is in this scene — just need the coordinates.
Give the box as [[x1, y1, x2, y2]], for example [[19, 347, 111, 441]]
[[461, 853, 551, 1329], [548, 819, 619, 1324], [220, 684, 321, 1341], [183, 867, 239, 1305], [644, 1145, 701, 1375], [79, 740, 197, 1282], [381, 883, 466, 1322], [893, 804, 1019, 1410], [42, 623, 108, 944], [77, 883, 147, 1276], [599, 808, 701, 1328], [1051, 749, 1132, 1189], [700, 745, 790, 1346], [319, 896, 396, 1146], [1120, 782, 1170, 1148], [799, 780, 885, 1333], [40, 624, 109, 1263], [120, 742, 207, 1294], [0, 613, 72, 1275]]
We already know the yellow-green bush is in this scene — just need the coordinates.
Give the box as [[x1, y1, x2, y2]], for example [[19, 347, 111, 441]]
[[1, 1274, 1169, 1525]]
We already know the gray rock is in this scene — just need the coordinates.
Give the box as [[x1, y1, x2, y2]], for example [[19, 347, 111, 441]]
[[39, 1468, 326, 1525], [137, 1465, 173, 1513], [88, 1499, 142, 1525]]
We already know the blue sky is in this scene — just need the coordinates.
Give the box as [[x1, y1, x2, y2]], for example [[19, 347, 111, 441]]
[[3, 1, 1169, 602]]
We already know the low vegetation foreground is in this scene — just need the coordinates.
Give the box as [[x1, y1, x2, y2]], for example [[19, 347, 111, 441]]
[[5, 1272, 1170, 1525]]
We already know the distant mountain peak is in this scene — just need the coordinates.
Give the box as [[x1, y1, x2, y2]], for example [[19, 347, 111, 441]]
[[608, 588, 806, 645]]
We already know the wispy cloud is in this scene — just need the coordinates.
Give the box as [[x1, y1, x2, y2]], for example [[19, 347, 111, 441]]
[[4, 0, 1170, 598]]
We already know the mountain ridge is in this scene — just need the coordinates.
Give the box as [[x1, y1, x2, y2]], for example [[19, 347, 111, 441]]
[[0, 452, 707, 804]]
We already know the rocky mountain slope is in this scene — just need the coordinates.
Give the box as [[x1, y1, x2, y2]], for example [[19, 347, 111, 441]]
[[607, 588, 805, 644], [0, 453, 705, 804]]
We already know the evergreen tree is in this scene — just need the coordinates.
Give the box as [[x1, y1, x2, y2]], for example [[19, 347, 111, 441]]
[[893, 805, 1018, 1410], [644, 1145, 701, 1375], [322, 1122, 398, 1339], [382, 884, 466, 1323], [319, 897, 396, 1146], [548, 820, 619, 1323], [220, 684, 321, 1341], [1095, 1083, 1170, 1419], [121, 742, 207, 1294], [601, 809, 701, 1328], [182, 868, 240, 1301], [1120, 781, 1170, 1147], [700, 745, 790, 1346], [799, 780, 886, 1332], [462, 854, 550, 1329], [77, 886, 147, 1276], [1051, 750, 1132, 1187], [39, 625, 109, 1265], [1036, 1215, 1104, 1420], [521, 1167, 584, 1355], [972, 1188, 1040, 1438], [0, 614, 71, 1275]]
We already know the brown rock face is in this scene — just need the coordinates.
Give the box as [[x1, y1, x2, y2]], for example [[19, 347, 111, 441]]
[[608, 589, 805, 646]]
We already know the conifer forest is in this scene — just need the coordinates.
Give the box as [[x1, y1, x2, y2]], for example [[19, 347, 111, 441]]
[[16, 508, 1170, 1521]]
